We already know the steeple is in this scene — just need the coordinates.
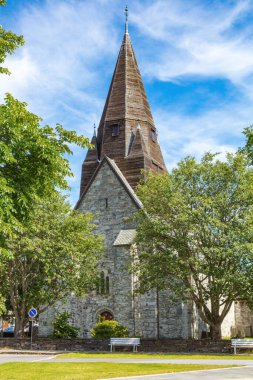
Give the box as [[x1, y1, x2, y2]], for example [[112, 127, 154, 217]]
[[80, 8, 166, 196], [125, 5, 129, 34]]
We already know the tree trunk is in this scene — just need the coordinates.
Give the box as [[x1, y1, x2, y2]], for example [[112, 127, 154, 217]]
[[210, 323, 221, 340], [13, 308, 26, 338], [14, 315, 22, 338]]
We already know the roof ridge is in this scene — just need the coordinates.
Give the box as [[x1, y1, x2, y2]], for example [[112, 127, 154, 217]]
[[76, 156, 143, 210]]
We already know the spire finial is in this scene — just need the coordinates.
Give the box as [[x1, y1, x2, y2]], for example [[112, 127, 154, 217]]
[[125, 5, 128, 34], [93, 123, 96, 137]]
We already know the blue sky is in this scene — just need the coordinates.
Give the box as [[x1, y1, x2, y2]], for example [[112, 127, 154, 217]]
[[1, 0, 253, 204]]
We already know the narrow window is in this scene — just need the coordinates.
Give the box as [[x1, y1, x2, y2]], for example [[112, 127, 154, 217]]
[[99, 198, 109, 210], [111, 124, 119, 136], [100, 271, 105, 294], [106, 276, 110, 294], [151, 129, 156, 142], [128, 130, 135, 155], [153, 162, 159, 173]]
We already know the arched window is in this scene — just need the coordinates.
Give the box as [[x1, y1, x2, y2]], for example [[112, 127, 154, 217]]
[[97, 271, 110, 295]]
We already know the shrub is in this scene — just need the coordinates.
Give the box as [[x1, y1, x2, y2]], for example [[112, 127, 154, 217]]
[[52, 311, 79, 339], [91, 319, 129, 339]]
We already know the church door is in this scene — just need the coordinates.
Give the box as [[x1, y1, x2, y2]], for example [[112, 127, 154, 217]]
[[100, 311, 113, 321]]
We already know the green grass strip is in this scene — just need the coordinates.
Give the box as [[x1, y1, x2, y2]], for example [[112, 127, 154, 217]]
[[57, 352, 253, 360], [0, 362, 238, 380]]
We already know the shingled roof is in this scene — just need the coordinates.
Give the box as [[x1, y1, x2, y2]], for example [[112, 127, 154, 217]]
[[79, 20, 167, 197]]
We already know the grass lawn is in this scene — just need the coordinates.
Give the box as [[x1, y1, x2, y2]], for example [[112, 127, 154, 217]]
[[57, 352, 253, 360], [0, 362, 238, 380]]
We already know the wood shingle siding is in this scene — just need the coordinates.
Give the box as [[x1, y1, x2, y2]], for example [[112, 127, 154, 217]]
[[80, 30, 167, 196]]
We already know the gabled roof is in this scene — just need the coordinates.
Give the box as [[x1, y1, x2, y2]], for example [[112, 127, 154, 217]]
[[76, 155, 143, 210], [113, 229, 136, 246], [128, 125, 149, 157]]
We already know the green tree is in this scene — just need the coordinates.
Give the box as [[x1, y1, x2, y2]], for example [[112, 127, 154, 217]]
[[53, 311, 79, 339], [135, 152, 253, 340], [0, 0, 24, 74], [0, 0, 24, 314], [0, 94, 90, 236], [0, 194, 103, 337], [243, 125, 253, 164]]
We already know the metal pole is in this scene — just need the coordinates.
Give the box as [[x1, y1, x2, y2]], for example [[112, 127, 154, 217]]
[[30, 319, 33, 350]]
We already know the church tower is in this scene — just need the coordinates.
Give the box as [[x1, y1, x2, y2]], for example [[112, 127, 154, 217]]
[[39, 9, 192, 340], [71, 9, 193, 340], [79, 7, 166, 199]]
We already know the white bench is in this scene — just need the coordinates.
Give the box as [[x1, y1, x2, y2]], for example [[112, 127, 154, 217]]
[[231, 339, 253, 354], [109, 338, 141, 352]]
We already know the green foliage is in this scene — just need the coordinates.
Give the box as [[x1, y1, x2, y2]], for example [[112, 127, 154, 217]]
[[0, 294, 6, 316], [52, 311, 79, 339], [0, 94, 91, 236], [0, 194, 103, 337], [0, 1, 24, 74], [135, 152, 253, 339], [91, 320, 129, 339], [243, 126, 253, 165]]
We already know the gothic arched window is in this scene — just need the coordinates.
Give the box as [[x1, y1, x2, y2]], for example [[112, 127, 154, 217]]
[[97, 271, 110, 295]]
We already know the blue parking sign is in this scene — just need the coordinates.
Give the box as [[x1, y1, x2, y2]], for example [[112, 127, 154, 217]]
[[28, 308, 37, 318]]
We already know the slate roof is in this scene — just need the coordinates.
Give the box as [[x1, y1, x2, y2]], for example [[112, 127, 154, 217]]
[[113, 229, 136, 246]]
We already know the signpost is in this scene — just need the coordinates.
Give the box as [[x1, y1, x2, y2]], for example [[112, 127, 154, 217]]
[[28, 308, 37, 349]]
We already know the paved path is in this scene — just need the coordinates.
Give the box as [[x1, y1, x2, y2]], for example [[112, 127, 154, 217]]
[[50, 357, 253, 366], [99, 366, 253, 380], [0, 354, 55, 363]]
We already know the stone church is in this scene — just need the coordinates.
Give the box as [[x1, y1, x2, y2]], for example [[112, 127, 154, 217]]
[[39, 14, 253, 339]]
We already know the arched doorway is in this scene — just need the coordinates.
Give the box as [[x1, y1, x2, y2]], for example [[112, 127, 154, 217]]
[[100, 310, 113, 321]]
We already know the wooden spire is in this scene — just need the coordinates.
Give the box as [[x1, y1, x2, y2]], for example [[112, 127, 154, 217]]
[[80, 15, 167, 196]]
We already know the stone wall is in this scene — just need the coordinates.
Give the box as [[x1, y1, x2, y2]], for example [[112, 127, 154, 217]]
[[0, 337, 231, 353], [40, 160, 139, 338], [233, 301, 253, 337]]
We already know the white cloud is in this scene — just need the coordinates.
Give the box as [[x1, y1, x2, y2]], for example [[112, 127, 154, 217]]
[[154, 98, 250, 172], [132, 0, 253, 88], [0, 0, 120, 124]]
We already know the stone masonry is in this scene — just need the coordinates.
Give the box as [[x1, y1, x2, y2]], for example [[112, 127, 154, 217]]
[[40, 158, 193, 338]]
